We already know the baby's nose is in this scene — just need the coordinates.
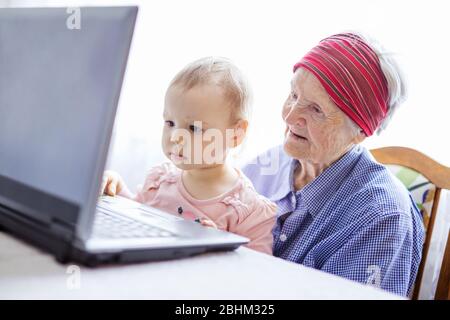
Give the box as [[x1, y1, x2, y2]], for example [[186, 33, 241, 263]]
[[170, 131, 185, 145]]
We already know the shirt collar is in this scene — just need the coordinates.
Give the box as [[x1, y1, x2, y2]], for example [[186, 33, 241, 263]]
[[270, 155, 297, 203], [292, 145, 364, 218]]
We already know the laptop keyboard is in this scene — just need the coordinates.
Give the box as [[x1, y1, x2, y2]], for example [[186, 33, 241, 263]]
[[93, 204, 175, 239]]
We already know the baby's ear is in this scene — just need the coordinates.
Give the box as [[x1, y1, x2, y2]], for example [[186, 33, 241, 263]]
[[229, 119, 248, 148]]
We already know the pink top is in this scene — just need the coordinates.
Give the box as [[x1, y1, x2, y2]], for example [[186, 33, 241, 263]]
[[128, 163, 277, 255]]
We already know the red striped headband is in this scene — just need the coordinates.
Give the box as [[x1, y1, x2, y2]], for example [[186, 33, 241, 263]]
[[293, 33, 389, 136]]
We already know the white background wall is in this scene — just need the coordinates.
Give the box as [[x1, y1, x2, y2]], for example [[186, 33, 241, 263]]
[[5, 0, 449, 189], [3, 0, 450, 299]]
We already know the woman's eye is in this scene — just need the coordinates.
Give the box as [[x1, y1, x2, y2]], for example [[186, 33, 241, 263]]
[[189, 125, 202, 133], [165, 120, 175, 127], [311, 105, 322, 113], [291, 91, 298, 100]]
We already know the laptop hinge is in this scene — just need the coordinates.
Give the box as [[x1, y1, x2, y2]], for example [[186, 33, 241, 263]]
[[0, 202, 76, 263], [0, 199, 76, 241], [50, 217, 75, 241]]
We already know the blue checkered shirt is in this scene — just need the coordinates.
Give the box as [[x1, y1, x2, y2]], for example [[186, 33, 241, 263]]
[[242, 144, 425, 296]]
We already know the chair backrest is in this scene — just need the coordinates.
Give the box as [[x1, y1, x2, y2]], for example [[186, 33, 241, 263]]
[[435, 229, 450, 300], [370, 146, 450, 299]]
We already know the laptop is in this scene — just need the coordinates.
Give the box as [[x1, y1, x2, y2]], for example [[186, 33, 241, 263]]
[[0, 6, 248, 266]]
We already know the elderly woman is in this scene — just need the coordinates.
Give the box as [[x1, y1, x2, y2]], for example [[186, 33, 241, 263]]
[[243, 33, 425, 296]]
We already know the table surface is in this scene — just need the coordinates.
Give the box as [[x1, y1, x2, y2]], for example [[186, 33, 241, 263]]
[[0, 232, 404, 299]]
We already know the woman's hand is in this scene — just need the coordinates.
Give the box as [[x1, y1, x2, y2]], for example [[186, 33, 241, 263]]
[[100, 170, 125, 196]]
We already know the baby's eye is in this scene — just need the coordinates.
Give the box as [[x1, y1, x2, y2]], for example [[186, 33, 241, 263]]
[[189, 124, 202, 133], [165, 120, 175, 127]]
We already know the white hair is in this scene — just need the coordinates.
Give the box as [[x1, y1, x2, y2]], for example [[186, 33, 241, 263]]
[[345, 32, 408, 136]]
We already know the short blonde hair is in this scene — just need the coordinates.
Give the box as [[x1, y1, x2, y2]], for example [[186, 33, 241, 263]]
[[168, 56, 251, 121]]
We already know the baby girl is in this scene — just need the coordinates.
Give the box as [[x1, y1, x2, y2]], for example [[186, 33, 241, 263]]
[[101, 57, 276, 254]]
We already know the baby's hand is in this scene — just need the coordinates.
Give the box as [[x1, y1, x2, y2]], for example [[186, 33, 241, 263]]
[[198, 218, 218, 229], [100, 170, 125, 196]]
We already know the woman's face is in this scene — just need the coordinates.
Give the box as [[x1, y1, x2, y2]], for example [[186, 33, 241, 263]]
[[282, 68, 363, 165]]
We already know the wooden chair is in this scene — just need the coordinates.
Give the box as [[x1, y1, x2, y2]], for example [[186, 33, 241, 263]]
[[435, 229, 450, 300], [370, 146, 450, 299]]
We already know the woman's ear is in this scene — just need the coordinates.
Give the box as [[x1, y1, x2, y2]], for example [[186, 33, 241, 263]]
[[229, 119, 248, 148], [353, 130, 366, 144]]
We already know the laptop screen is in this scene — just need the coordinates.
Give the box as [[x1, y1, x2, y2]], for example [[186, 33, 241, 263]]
[[0, 7, 137, 228]]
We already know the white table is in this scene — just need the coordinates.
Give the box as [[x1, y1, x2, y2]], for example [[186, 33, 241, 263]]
[[0, 232, 403, 299]]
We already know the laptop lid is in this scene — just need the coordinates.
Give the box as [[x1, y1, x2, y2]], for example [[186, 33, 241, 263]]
[[0, 6, 138, 242]]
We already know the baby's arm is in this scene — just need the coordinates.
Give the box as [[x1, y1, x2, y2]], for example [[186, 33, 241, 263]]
[[232, 197, 277, 255], [131, 163, 176, 204], [117, 183, 135, 199]]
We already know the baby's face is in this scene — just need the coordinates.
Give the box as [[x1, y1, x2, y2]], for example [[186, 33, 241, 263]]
[[162, 84, 237, 170]]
